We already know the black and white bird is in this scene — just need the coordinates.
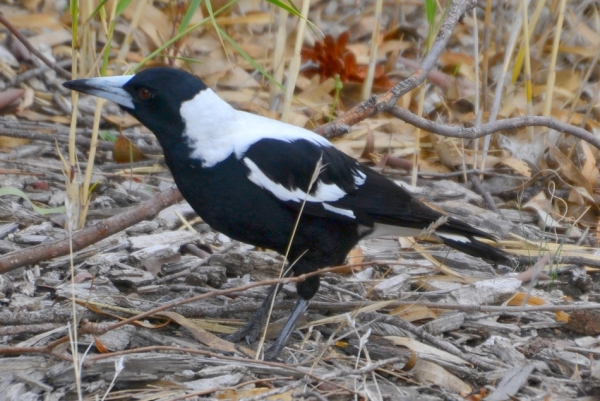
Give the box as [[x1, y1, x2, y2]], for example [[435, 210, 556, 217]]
[[63, 67, 512, 359]]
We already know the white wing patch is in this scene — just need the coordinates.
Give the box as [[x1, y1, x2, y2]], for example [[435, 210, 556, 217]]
[[244, 158, 355, 219], [313, 180, 347, 201], [353, 169, 366, 186], [323, 203, 355, 218], [436, 232, 470, 243]]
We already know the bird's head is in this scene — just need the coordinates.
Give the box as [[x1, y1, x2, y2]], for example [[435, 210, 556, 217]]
[[63, 68, 208, 146]]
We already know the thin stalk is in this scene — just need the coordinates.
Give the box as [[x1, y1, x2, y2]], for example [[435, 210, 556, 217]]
[[481, 0, 529, 171], [270, 5, 288, 109], [472, 7, 480, 180], [361, 0, 383, 100], [543, 0, 566, 117], [281, 0, 311, 122], [520, 0, 534, 139], [115, 0, 148, 72], [481, 0, 491, 111]]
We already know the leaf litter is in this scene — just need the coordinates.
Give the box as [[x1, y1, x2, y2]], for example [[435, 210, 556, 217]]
[[0, 0, 600, 400]]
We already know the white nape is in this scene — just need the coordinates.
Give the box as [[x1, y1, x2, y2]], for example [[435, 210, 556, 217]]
[[180, 89, 331, 167]]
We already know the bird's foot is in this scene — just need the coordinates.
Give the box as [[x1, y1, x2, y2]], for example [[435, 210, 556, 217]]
[[224, 316, 265, 344], [263, 344, 284, 361]]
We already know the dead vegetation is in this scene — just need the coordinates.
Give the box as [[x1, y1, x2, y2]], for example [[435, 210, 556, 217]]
[[0, 0, 600, 400]]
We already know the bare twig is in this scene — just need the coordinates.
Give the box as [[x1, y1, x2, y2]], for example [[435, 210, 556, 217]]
[[387, 107, 600, 151], [0, 14, 71, 79], [469, 174, 503, 216]]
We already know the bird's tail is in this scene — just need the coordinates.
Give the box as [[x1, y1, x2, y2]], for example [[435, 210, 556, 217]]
[[436, 233, 514, 267]]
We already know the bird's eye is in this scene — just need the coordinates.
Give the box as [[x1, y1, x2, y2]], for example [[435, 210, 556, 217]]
[[138, 88, 151, 100]]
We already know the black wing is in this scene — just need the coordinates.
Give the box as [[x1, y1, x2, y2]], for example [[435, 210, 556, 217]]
[[241, 138, 495, 240]]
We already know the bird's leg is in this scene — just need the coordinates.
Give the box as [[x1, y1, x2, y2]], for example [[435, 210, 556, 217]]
[[226, 264, 295, 344], [263, 272, 319, 360], [225, 282, 284, 344], [263, 297, 310, 360]]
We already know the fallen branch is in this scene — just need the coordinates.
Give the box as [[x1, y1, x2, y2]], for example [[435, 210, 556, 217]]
[[0, 187, 183, 273]]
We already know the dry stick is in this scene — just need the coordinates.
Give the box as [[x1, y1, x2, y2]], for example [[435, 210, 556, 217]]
[[315, 0, 477, 138], [0, 14, 71, 80], [469, 174, 503, 216], [387, 106, 600, 151], [0, 187, 183, 273]]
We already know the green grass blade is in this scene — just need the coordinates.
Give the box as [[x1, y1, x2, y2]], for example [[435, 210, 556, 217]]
[[70, 0, 78, 48], [0, 187, 66, 215], [216, 25, 284, 90], [115, 0, 133, 17], [204, 0, 228, 60], [265, 0, 299, 16], [179, 0, 202, 34], [83, 0, 110, 28], [425, 0, 436, 25]]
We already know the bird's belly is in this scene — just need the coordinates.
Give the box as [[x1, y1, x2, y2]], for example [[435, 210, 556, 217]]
[[168, 156, 299, 253]]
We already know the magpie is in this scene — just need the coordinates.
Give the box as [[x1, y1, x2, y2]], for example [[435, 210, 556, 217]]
[[63, 67, 512, 359]]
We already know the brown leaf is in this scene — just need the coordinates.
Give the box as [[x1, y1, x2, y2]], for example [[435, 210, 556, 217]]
[[547, 142, 593, 196], [113, 134, 149, 163], [302, 31, 394, 89], [155, 310, 253, 356], [93, 335, 109, 353], [360, 128, 374, 159]]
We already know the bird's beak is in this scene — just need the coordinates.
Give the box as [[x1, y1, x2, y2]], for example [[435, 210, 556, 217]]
[[63, 75, 135, 109]]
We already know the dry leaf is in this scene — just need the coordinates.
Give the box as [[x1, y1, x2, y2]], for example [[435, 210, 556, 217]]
[[547, 142, 593, 196], [302, 31, 395, 89], [390, 304, 438, 322], [93, 336, 109, 353], [155, 311, 252, 356], [508, 292, 569, 322], [113, 134, 149, 163], [579, 141, 599, 189], [412, 360, 472, 394], [498, 156, 532, 178], [216, 388, 293, 400], [523, 191, 564, 228]]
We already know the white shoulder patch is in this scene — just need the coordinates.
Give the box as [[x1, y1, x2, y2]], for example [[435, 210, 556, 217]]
[[180, 89, 332, 167]]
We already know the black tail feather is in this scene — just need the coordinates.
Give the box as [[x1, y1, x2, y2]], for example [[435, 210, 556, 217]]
[[438, 235, 514, 267]]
